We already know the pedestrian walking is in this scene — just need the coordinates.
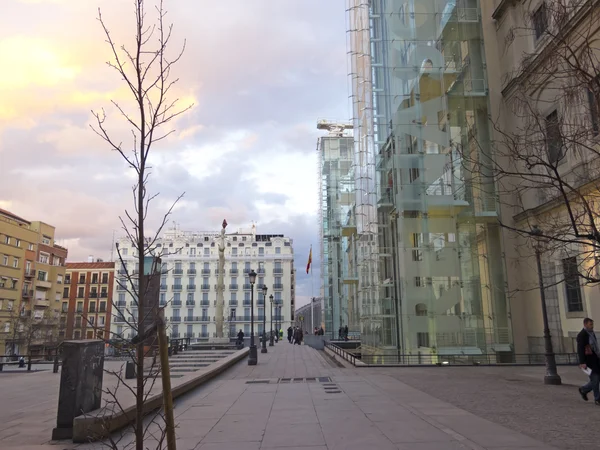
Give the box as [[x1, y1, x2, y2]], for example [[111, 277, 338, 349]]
[[344, 325, 349, 341], [287, 326, 293, 343], [578, 317, 600, 405], [338, 326, 343, 340]]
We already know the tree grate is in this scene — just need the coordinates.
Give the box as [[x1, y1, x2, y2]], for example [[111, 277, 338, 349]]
[[246, 380, 271, 384]]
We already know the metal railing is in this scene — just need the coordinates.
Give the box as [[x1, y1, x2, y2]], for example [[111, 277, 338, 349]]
[[324, 343, 580, 367]]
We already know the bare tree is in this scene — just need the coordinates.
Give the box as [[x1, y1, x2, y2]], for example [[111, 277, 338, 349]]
[[5, 307, 62, 358], [91, 0, 192, 448], [460, 0, 600, 292]]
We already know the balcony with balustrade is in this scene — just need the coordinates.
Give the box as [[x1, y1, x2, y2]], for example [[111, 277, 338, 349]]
[[187, 284, 196, 291]]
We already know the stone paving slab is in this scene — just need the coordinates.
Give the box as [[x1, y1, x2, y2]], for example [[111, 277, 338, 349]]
[[74, 342, 563, 450]]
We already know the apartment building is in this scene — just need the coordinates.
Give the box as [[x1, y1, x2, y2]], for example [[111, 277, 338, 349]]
[[481, 0, 600, 353], [111, 225, 295, 341], [63, 261, 115, 340], [0, 209, 67, 356], [345, 0, 513, 359]]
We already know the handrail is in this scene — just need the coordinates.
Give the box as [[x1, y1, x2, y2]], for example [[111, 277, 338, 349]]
[[323, 343, 580, 367]]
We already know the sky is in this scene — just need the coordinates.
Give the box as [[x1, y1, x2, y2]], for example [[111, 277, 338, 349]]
[[0, 0, 350, 308]]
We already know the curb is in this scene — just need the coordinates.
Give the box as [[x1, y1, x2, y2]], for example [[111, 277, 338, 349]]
[[72, 347, 249, 443]]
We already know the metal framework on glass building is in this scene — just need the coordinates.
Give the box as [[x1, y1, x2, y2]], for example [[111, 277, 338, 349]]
[[346, 0, 513, 361], [318, 121, 355, 338]]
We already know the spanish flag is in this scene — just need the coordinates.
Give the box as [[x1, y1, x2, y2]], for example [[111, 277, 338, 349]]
[[306, 246, 312, 274]]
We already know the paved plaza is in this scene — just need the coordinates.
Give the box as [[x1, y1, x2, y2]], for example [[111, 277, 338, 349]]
[[0, 342, 594, 449]]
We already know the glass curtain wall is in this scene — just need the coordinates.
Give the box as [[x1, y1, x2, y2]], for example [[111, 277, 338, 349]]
[[348, 0, 512, 360], [319, 134, 355, 338]]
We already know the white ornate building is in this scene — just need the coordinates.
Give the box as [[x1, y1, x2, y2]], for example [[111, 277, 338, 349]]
[[111, 225, 296, 341]]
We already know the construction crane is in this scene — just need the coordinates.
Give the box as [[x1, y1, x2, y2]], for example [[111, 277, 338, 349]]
[[317, 119, 353, 137]]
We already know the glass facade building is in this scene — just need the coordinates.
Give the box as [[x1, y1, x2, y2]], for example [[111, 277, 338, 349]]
[[347, 0, 512, 360]]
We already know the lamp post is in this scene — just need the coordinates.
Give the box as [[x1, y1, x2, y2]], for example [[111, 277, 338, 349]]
[[531, 225, 562, 385], [261, 285, 268, 354], [248, 269, 258, 365], [269, 294, 274, 346]]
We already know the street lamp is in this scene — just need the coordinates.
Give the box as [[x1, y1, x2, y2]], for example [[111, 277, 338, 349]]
[[275, 297, 281, 341], [269, 294, 274, 346], [531, 225, 562, 385], [248, 269, 258, 365], [261, 285, 268, 354]]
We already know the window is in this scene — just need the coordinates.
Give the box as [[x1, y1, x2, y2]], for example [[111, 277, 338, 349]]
[[98, 316, 105, 326], [3, 236, 9, 245], [532, 3, 548, 40], [63, 287, 69, 298], [204, 248, 210, 256], [1, 255, 7, 266], [62, 302, 68, 313], [101, 273, 108, 284], [588, 78, 600, 135], [12, 257, 18, 268], [4, 323, 9, 333], [27, 243, 33, 251], [189, 247, 196, 256], [53, 256, 61, 266], [546, 110, 563, 164], [412, 233, 423, 261], [39, 253, 49, 264], [78, 274, 86, 284], [258, 248, 264, 256], [76, 301, 83, 313], [202, 292, 209, 301], [77, 287, 84, 298], [6, 300, 13, 311], [91, 273, 98, 284], [563, 257, 583, 312], [99, 301, 106, 312], [275, 247, 281, 254], [42, 236, 50, 245], [89, 302, 96, 313], [417, 332, 430, 347], [37, 270, 47, 282], [74, 330, 81, 339], [14, 239, 20, 248], [89, 316, 95, 326], [232, 248, 237, 256]]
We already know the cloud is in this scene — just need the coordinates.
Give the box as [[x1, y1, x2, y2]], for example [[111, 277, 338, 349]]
[[0, 0, 347, 308]]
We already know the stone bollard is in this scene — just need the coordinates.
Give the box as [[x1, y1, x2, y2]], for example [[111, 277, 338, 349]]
[[51, 340, 104, 440], [125, 360, 136, 379]]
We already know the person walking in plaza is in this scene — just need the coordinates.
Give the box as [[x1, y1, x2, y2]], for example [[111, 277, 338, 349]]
[[287, 326, 293, 343], [577, 317, 600, 404], [294, 327, 303, 345], [338, 326, 343, 340], [344, 325, 349, 341]]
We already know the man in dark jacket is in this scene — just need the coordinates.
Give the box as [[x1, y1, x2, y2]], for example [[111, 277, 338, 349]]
[[577, 318, 600, 404], [287, 326, 293, 343]]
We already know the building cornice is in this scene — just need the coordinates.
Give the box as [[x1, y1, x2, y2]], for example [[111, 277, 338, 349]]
[[492, 0, 519, 21]]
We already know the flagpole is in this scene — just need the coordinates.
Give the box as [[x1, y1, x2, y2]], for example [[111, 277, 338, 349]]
[[310, 245, 314, 332]]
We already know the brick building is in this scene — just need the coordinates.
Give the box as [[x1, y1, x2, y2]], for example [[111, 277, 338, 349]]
[[63, 261, 115, 340]]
